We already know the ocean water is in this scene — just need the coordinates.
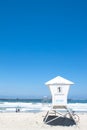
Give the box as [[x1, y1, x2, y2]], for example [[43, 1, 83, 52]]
[[0, 98, 87, 112]]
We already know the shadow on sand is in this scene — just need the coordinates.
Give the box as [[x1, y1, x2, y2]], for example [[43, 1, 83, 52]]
[[44, 116, 76, 126]]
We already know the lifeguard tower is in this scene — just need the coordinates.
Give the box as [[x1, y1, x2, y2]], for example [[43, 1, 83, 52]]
[[44, 76, 79, 124]]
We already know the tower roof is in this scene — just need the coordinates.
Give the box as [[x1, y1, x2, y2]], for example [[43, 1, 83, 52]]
[[45, 76, 74, 85]]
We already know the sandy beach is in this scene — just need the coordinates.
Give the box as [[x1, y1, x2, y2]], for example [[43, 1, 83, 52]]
[[0, 112, 87, 130]]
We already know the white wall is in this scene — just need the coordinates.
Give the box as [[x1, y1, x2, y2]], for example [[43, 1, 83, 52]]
[[48, 84, 70, 106]]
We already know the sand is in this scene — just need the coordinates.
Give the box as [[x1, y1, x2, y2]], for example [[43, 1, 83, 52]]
[[0, 112, 87, 130]]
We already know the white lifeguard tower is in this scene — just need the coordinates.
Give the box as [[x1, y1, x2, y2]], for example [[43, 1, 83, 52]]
[[44, 76, 79, 124]]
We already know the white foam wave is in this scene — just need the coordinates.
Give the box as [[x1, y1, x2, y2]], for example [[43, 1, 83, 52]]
[[0, 102, 87, 112]]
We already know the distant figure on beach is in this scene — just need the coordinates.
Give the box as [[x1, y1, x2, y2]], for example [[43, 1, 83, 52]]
[[16, 108, 20, 112]]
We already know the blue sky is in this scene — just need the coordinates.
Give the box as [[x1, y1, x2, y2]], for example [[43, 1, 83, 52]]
[[0, 0, 87, 99]]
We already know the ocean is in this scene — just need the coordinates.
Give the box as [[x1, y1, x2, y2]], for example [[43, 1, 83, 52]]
[[0, 98, 87, 112]]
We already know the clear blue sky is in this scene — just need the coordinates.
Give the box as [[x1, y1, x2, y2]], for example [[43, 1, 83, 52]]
[[0, 0, 87, 99]]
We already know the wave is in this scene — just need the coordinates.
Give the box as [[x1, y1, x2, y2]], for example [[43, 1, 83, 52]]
[[0, 102, 87, 112]]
